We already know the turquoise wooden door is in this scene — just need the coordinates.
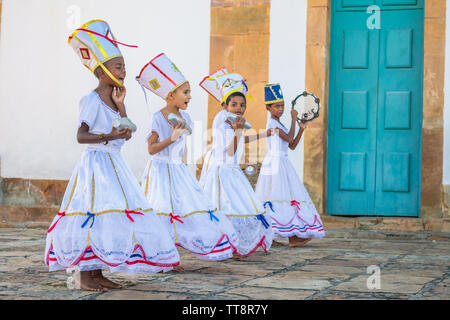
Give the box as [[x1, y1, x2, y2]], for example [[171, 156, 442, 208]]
[[327, 0, 424, 217]]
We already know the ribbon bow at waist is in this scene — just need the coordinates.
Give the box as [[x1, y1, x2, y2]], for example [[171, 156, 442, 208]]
[[170, 213, 184, 224], [125, 210, 144, 222], [81, 212, 95, 229], [47, 211, 65, 233], [257, 214, 270, 229], [263, 201, 275, 213], [208, 210, 219, 222]]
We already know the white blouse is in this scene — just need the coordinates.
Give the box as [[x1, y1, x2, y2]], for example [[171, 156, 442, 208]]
[[147, 110, 193, 163], [212, 116, 244, 166], [78, 90, 124, 152], [266, 117, 289, 157]]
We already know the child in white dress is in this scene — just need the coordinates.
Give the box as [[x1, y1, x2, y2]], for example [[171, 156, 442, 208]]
[[137, 54, 237, 266], [198, 67, 229, 187], [200, 73, 273, 256], [255, 84, 325, 247], [45, 21, 180, 292]]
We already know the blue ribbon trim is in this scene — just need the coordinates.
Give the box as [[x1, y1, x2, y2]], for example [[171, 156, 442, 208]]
[[263, 201, 275, 213], [257, 214, 270, 229], [209, 210, 219, 222], [81, 212, 95, 229]]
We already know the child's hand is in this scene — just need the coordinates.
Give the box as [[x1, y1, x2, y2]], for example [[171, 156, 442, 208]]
[[291, 109, 298, 119], [230, 116, 246, 131], [266, 128, 276, 137], [170, 122, 187, 142], [123, 127, 133, 140], [112, 86, 126, 110], [108, 126, 132, 141], [298, 120, 308, 129]]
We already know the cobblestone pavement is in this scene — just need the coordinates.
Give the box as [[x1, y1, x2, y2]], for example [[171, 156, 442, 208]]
[[0, 227, 448, 300]]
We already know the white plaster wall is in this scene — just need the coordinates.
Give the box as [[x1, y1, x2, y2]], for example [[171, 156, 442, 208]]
[[444, 0, 450, 185], [268, 0, 307, 180], [0, 0, 210, 180]]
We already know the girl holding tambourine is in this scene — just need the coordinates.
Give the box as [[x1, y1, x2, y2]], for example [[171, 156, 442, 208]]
[[255, 84, 325, 247]]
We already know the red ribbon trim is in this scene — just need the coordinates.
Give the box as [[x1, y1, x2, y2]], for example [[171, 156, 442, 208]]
[[169, 213, 184, 224], [125, 210, 144, 222], [47, 212, 65, 233], [291, 200, 301, 214]]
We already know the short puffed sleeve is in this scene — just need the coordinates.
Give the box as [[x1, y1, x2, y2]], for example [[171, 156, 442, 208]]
[[78, 94, 99, 129], [146, 112, 162, 141]]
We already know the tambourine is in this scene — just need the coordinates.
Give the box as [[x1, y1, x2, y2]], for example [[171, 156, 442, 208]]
[[291, 91, 320, 123]]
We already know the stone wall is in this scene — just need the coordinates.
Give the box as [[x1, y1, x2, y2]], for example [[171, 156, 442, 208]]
[[207, 0, 271, 163], [443, 184, 450, 218], [303, 0, 330, 214], [422, 0, 446, 218]]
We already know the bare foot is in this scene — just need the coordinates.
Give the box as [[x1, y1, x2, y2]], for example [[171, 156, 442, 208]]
[[289, 237, 312, 247], [272, 240, 287, 247], [173, 265, 185, 272], [91, 270, 122, 289], [78, 271, 107, 292]]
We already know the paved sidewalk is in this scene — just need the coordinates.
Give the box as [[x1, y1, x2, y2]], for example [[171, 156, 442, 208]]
[[0, 227, 448, 300]]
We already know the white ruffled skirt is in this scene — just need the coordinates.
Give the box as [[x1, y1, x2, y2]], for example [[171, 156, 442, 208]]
[[45, 148, 180, 274], [141, 158, 238, 261], [255, 155, 325, 240], [202, 164, 273, 256]]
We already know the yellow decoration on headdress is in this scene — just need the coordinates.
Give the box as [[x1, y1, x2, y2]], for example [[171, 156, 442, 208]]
[[149, 78, 161, 90]]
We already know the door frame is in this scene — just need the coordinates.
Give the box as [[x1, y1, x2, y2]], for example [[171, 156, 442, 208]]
[[327, 2, 424, 217], [302, 0, 444, 219]]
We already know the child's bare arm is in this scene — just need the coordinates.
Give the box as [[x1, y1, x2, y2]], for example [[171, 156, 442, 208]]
[[147, 122, 186, 155], [77, 123, 131, 144], [112, 86, 127, 118], [289, 121, 308, 150], [226, 119, 245, 156], [226, 130, 243, 156], [182, 142, 188, 164], [244, 128, 275, 144], [276, 109, 298, 144]]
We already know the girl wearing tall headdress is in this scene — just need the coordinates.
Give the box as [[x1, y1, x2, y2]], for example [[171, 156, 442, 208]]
[[45, 21, 180, 292], [199, 72, 273, 256], [137, 54, 237, 268]]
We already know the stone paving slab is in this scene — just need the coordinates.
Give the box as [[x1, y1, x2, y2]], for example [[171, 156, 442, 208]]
[[0, 228, 448, 300]]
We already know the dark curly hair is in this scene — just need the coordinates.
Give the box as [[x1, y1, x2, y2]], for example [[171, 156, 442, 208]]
[[224, 91, 246, 105]]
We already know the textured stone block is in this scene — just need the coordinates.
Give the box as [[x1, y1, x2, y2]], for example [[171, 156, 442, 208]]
[[211, 5, 270, 36], [443, 185, 450, 218], [423, 54, 445, 118], [424, 18, 445, 56], [306, 6, 329, 46], [2, 178, 67, 207], [420, 128, 443, 211], [425, 0, 446, 19]]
